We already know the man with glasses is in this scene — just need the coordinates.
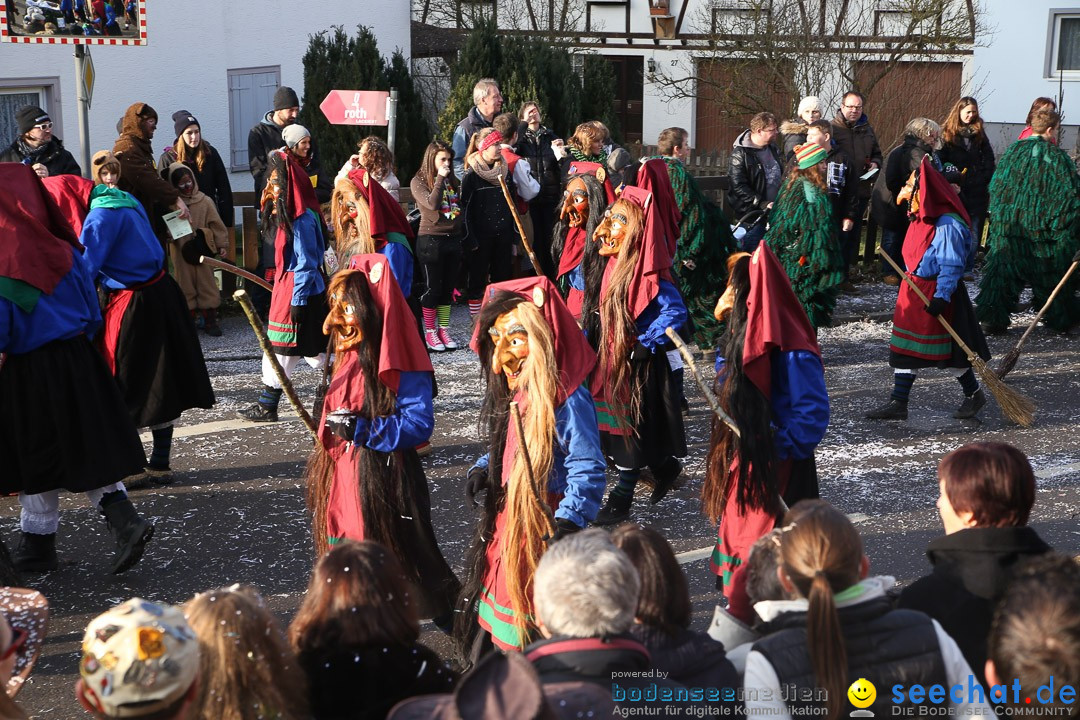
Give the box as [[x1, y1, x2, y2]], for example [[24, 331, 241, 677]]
[[0, 105, 81, 178], [831, 91, 882, 294]]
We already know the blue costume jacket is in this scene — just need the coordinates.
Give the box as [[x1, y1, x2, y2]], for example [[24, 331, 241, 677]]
[[913, 215, 969, 302], [636, 279, 688, 351], [716, 349, 829, 460], [81, 197, 164, 290], [471, 384, 606, 528], [0, 246, 100, 355], [346, 372, 433, 452]]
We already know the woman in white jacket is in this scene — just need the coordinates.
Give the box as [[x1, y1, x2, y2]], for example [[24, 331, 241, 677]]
[[743, 500, 992, 720]]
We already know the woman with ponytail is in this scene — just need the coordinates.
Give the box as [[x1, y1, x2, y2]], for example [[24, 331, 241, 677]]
[[743, 500, 990, 720], [455, 276, 605, 660]]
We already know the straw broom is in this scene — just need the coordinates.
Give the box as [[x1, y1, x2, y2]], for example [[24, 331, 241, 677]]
[[877, 248, 1035, 427], [994, 258, 1079, 379]]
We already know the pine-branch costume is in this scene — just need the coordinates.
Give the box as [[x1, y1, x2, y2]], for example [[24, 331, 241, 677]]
[[647, 155, 738, 347], [976, 135, 1080, 332], [764, 176, 844, 330]]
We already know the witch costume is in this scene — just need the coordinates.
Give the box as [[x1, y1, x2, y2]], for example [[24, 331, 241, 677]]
[[311, 255, 459, 623], [0, 164, 154, 575], [458, 276, 606, 654], [866, 156, 990, 421], [706, 244, 829, 623]]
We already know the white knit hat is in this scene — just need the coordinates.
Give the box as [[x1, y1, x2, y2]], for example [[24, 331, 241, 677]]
[[798, 96, 821, 115], [282, 124, 311, 149]]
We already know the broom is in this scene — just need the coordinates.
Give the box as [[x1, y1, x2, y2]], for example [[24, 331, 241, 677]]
[[877, 248, 1035, 427], [994, 258, 1079, 379]]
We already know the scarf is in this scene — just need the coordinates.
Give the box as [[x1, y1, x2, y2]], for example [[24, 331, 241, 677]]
[[568, 145, 607, 166], [440, 185, 461, 220], [467, 154, 507, 185], [89, 184, 142, 210], [16, 137, 51, 162]]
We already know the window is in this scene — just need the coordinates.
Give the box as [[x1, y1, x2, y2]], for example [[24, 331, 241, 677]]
[[0, 78, 61, 148], [227, 66, 281, 172], [1047, 10, 1080, 78]]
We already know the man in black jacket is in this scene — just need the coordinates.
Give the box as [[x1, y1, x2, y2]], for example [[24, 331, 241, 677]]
[[830, 92, 883, 293], [728, 112, 781, 252], [0, 105, 82, 178]]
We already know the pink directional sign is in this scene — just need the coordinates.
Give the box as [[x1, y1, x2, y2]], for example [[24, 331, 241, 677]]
[[319, 90, 389, 126]]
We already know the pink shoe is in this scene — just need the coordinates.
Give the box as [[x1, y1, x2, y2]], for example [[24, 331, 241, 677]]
[[424, 329, 445, 352], [438, 327, 458, 350]]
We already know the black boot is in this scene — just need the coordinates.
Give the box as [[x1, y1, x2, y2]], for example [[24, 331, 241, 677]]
[[593, 492, 633, 526], [953, 389, 987, 419], [101, 496, 154, 574], [649, 458, 683, 504], [203, 309, 222, 337], [13, 532, 58, 573], [865, 398, 908, 420]]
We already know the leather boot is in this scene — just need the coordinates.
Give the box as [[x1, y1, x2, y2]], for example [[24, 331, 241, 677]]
[[865, 398, 909, 420], [593, 492, 633, 526], [203, 309, 222, 337], [953, 389, 987, 419], [101, 497, 154, 574], [12, 532, 57, 573], [649, 458, 683, 504]]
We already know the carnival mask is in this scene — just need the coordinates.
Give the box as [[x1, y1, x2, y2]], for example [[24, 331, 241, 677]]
[[489, 308, 529, 390], [714, 252, 751, 323], [593, 198, 641, 257], [323, 287, 364, 353], [561, 177, 590, 228], [331, 179, 368, 242], [897, 170, 920, 215]]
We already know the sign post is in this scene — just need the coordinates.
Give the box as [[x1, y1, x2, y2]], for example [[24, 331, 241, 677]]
[[386, 88, 399, 156], [319, 90, 390, 127], [74, 45, 92, 178]]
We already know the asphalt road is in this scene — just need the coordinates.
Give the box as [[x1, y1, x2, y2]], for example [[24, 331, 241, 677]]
[[8, 279, 1080, 716]]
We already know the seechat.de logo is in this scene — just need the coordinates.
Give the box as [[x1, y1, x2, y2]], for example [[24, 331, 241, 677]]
[[850, 678, 877, 717]]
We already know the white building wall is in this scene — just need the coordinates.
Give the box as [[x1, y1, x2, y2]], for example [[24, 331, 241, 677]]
[[0, 0, 410, 199]]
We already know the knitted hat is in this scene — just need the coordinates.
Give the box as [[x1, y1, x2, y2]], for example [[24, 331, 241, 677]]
[[282, 124, 310, 149], [797, 96, 821, 116], [171, 110, 199, 140], [16, 105, 50, 135], [795, 142, 827, 169], [78, 599, 199, 719], [273, 86, 300, 111]]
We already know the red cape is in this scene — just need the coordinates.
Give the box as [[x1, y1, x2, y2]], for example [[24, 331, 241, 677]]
[[901, 156, 971, 272], [0, 164, 80, 294], [599, 184, 674, 322], [42, 174, 94, 238], [743, 243, 820, 399], [634, 158, 681, 258], [279, 150, 321, 220], [469, 275, 596, 407], [347, 167, 413, 250]]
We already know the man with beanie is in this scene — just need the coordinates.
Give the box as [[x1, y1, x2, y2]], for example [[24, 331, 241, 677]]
[[248, 85, 329, 202], [0, 104, 82, 177], [77, 598, 199, 719], [112, 102, 190, 240]]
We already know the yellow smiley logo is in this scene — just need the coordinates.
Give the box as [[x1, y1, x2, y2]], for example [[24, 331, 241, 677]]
[[848, 678, 876, 709]]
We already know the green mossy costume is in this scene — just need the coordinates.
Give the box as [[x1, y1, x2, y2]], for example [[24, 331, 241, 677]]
[[763, 176, 845, 329], [977, 136, 1080, 332], [650, 156, 738, 348]]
